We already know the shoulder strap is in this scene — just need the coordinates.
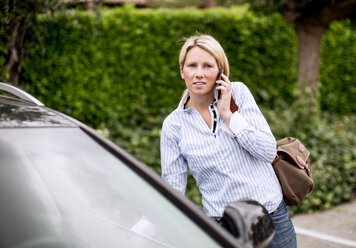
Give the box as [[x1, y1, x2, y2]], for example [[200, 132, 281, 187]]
[[230, 96, 238, 113]]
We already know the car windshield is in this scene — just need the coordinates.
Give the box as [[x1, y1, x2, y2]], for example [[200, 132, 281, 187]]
[[0, 128, 222, 248]]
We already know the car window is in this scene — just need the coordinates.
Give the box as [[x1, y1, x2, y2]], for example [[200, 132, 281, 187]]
[[0, 100, 76, 127], [0, 128, 222, 248]]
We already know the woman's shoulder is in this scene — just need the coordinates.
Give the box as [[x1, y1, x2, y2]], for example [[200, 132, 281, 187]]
[[162, 109, 184, 139], [231, 81, 248, 89], [162, 109, 183, 128], [231, 81, 250, 96]]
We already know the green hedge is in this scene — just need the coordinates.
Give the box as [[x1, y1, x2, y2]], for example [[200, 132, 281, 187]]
[[320, 19, 356, 114], [17, 5, 356, 214], [21, 5, 298, 129], [21, 6, 356, 123]]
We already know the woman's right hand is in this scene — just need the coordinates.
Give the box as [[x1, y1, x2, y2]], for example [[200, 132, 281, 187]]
[[216, 74, 233, 125]]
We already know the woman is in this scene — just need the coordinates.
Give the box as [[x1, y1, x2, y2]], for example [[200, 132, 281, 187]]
[[160, 34, 296, 247]]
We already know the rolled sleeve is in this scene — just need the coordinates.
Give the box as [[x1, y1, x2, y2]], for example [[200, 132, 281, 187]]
[[228, 111, 249, 136]]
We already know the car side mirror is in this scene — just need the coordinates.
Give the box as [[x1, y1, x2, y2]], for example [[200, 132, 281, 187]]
[[221, 200, 275, 248]]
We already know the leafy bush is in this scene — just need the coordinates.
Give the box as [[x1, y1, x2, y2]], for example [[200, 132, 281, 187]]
[[320, 19, 356, 114]]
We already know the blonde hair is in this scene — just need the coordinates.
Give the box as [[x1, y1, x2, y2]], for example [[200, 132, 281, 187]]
[[179, 34, 230, 77]]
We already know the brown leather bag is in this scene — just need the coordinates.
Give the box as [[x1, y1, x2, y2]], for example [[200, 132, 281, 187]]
[[272, 137, 314, 206], [230, 97, 314, 206]]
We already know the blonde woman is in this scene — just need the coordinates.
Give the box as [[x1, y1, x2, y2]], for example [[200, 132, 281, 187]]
[[160, 34, 296, 247]]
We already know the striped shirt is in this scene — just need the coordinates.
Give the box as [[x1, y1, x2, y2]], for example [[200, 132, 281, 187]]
[[160, 82, 282, 217]]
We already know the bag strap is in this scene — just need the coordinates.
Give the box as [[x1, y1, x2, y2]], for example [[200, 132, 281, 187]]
[[230, 97, 239, 113], [271, 156, 280, 165]]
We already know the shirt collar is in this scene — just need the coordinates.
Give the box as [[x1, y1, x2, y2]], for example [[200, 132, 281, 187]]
[[178, 90, 189, 110]]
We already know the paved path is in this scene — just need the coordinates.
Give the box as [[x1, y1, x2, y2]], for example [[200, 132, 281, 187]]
[[291, 200, 356, 247]]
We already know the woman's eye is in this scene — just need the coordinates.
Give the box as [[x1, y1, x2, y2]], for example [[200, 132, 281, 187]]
[[204, 64, 212, 68], [188, 64, 196, 67]]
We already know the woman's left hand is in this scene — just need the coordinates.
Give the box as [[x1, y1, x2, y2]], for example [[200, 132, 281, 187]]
[[216, 74, 233, 125]]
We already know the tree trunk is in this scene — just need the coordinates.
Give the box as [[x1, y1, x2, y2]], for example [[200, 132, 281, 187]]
[[3, 16, 31, 86], [197, 0, 216, 8], [291, 21, 327, 130], [282, 0, 356, 100], [295, 21, 326, 98]]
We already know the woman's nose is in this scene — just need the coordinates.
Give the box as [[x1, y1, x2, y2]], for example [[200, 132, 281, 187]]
[[195, 67, 204, 78]]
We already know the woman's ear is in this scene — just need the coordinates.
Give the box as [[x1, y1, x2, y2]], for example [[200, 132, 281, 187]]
[[180, 68, 184, 79]]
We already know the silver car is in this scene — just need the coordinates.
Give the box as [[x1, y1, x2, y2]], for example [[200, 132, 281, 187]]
[[0, 82, 274, 248]]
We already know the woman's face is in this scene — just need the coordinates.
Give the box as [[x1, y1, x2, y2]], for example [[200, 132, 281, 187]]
[[180, 46, 219, 98]]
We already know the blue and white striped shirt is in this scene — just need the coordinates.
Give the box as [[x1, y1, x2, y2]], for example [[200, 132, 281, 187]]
[[160, 82, 283, 217]]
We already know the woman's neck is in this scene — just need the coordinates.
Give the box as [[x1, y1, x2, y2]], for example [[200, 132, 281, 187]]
[[186, 92, 215, 111]]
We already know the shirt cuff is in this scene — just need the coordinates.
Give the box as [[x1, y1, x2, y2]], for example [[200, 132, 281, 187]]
[[222, 111, 248, 137]]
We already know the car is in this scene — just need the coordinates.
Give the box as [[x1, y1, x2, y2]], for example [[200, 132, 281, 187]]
[[0, 82, 274, 248]]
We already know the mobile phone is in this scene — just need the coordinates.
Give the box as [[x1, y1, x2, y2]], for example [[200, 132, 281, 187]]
[[216, 68, 224, 99]]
